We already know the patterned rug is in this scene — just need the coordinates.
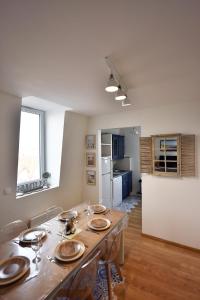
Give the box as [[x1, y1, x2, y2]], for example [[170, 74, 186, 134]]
[[94, 262, 123, 300], [115, 195, 140, 213]]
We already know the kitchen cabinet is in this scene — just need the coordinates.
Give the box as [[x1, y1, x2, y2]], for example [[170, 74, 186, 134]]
[[112, 134, 124, 160], [122, 171, 132, 199]]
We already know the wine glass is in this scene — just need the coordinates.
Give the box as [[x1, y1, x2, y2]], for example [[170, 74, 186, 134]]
[[31, 236, 41, 263], [86, 205, 94, 222], [35, 232, 43, 257]]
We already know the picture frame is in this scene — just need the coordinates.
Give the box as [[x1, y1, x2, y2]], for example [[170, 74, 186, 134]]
[[86, 152, 96, 167], [86, 170, 96, 185], [86, 135, 96, 150]]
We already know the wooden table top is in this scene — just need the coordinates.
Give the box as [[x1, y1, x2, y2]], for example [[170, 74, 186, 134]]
[[0, 204, 126, 300]]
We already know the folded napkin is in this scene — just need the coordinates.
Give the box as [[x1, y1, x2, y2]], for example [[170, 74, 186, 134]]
[[61, 228, 82, 240]]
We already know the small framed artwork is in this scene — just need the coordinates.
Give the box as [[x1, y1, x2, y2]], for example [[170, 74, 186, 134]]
[[86, 135, 96, 150], [86, 170, 96, 185], [86, 152, 96, 167]]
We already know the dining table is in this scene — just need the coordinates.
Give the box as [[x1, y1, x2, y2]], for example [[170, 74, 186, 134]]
[[0, 203, 127, 300]]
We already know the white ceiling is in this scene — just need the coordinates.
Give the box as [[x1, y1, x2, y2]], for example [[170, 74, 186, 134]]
[[0, 0, 200, 116]]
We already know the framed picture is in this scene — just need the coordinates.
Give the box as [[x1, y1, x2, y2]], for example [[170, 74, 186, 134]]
[[86, 170, 96, 185], [86, 135, 96, 149], [86, 152, 96, 167]]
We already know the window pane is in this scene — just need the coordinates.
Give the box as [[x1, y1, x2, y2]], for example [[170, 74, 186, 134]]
[[17, 110, 40, 184]]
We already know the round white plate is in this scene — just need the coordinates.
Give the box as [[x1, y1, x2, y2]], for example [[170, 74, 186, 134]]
[[19, 227, 46, 243]]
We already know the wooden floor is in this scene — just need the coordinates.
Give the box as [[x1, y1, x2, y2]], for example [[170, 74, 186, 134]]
[[114, 200, 200, 300]]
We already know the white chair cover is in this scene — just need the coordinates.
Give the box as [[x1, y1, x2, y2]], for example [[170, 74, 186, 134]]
[[0, 220, 28, 243], [29, 207, 63, 227]]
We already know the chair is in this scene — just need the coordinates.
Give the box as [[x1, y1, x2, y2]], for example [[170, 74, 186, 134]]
[[29, 206, 63, 227], [0, 220, 28, 243], [54, 250, 101, 300], [100, 224, 123, 300]]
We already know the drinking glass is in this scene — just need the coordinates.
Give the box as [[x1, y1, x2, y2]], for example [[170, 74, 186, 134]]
[[35, 232, 43, 257], [31, 236, 41, 263], [86, 205, 94, 222]]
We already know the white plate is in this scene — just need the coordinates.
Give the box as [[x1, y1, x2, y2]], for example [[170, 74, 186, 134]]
[[54, 240, 85, 262], [91, 204, 106, 214], [19, 227, 46, 243], [88, 217, 111, 231], [58, 210, 78, 221]]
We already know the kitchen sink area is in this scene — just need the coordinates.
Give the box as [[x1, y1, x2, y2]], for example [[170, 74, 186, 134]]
[[113, 170, 129, 177]]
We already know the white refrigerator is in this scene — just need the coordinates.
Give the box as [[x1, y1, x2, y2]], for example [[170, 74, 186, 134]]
[[101, 157, 112, 208]]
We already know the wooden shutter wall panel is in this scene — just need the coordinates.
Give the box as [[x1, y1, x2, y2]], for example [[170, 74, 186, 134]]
[[140, 137, 152, 173], [181, 135, 195, 176]]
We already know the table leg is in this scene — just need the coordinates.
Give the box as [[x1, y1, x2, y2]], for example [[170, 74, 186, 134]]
[[118, 230, 124, 265]]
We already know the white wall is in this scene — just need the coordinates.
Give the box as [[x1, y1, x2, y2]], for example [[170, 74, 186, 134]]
[[84, 101, 200, 249], [45, 110, 65, 186], [0, 91, 88, 227]]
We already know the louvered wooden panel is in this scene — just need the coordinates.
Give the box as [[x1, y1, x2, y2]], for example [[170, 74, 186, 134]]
[[181, 135, 195, 176], [140, 137, 152, 173]]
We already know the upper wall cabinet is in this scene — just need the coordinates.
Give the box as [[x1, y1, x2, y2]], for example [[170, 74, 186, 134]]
[[112, 134, 124, 160], [140, 134, 195, 177]]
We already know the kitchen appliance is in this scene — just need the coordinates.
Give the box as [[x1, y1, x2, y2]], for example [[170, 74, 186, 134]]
[[112, 176, 122, 207], [101, 157, 112, 208]]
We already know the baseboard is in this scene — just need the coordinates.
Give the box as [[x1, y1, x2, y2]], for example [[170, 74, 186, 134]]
[[141, 233, 200, 253]]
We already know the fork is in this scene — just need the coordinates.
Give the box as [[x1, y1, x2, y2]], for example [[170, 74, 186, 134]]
[[24, 273, 38, 283], [47, 255, 56, 263]]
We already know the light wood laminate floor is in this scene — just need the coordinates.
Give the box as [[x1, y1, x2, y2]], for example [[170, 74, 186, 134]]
[[114, 201, 200, 300]]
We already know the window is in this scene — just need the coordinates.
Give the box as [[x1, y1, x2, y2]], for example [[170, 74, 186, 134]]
[[152, 135, 180, 176], [17, 106, 45, 195]]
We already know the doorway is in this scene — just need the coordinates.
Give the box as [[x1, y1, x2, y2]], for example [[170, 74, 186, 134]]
[[99, 126, 141, 213]]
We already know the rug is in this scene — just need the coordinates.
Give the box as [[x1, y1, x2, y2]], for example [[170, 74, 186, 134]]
[[55, 263, 122, 300], [94, 262, 123, 300], [115, 195, 140, 213]]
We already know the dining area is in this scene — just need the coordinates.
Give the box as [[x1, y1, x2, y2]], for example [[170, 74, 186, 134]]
[[0, 204, 127, 300]]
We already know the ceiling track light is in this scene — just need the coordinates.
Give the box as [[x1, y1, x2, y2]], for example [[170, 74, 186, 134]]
[[105, 74, 119, 92], [105, 56, 131, 107], [122, 98, 131, 107], [115, 86, 127, 101]]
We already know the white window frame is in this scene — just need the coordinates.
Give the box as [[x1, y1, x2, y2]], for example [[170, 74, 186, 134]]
[[17, 106, 46, 195]]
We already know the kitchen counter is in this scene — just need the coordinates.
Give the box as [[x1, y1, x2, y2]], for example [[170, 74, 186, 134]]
[[113, 170, 130, 178]]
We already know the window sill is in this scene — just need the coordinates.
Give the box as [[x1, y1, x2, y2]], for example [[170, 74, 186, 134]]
[[16, 185, 59, 199]]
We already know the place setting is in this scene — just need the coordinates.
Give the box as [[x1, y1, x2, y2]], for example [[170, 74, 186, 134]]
[[12, 227, 47, 246], [47, 239, 86, 267], [0, 256, 30, 287], [90, 204, 107, 214], [87, 217, 111, 232], [57, 210, 79, 222]]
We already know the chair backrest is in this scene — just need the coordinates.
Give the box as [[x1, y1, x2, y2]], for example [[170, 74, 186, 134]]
[[0, 220, 28, 243], [69, 250, 100, 298], [29, 207, 63, 227], [54, 250, 101, 300], [103, 223, 123, 262]]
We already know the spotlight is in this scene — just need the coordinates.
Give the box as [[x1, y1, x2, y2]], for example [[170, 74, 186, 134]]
[[115, 86, 127, 101], [122, 98, 131, 106], [105, 74, 119, 93]]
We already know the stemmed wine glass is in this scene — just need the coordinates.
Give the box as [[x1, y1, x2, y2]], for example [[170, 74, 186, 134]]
[[31, 234, 42, 263], [86, 204, 94, 222]]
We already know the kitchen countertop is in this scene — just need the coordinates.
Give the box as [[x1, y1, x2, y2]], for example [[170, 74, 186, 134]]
[[113, 170, 132, 178]]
